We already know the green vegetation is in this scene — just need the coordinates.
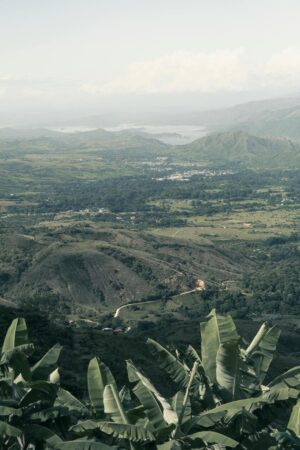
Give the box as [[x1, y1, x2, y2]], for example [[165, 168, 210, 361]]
[[1, 310, 300, 449], [0, 127, 299, 323]]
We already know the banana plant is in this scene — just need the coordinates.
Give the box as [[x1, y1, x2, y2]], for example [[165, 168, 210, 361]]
[[2, 310, 300, 449], [0, 318, 105, 449], [143, 310, 300, 448]]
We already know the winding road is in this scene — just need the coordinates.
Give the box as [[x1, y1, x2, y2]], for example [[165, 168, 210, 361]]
[[114, 287, 202, 318]]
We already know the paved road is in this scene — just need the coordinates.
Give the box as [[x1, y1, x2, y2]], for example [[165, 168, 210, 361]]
[[114, 288, 201, 318]]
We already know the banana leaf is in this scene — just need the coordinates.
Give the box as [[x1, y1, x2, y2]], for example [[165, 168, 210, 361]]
[[31, 343, 62, 381], [0, 405, 22, 417], [87, 357, 116, 418], [146, 339, 199, 392], [248, 325, 281, 383], [70, 419, 100, 435], [23, 423, 63, 446], [0, 419, 22, 437], [216, 342, 259, 401], [19, 380, 58, 407], [98, 421, 155, 442], [194, 385, 299, 427], [172, 391, 191, 425], [2, 318, 29, 353], [268, 365, 300, 389], [288, 399, 300, 437], [157, 441, 183, 450], [184, 430, 239, 448], [103, 384, 128, 423], [55, 388, 89, 415], [200, 309, 240, 384], [127, 360, 178, 425], [133, 380, 167, 431]]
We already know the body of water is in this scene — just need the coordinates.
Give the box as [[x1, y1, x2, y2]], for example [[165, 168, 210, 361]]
[[50, 124, 207, 145]]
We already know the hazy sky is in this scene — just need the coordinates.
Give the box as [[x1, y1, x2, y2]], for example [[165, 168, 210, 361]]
[[1, 0, 300, 123]]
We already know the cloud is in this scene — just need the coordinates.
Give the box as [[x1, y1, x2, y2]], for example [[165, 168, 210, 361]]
[[81, 47, 300, 97], [81, 49, 248, 95], [264, 47, 300, 88]]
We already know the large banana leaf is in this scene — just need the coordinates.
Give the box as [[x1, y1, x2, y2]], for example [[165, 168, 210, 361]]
[[103, 384, 128, 423], [0, 405, 22, 416], [3, 349, 32, 381], [184, 430, 239, 448], [288, 399, 300, 437], [268, 365, 300, 389], [98, 421, 155, 442], [1, 343, 35, 365], [172, 391, 191, 425], [195, 385, 299, 427], [146, 339, 199, 392], [69, 419, 99, 435], [87, 357, 116, 418], [0, 419, 22, 437], [126, 405, 146, 424], [31, 343, 62, 381], [55, 388, 89, 415], [186, 345, 202, 365], [133, 380, 166, 431], [23, 424, 63, 446], [216, 342, 259, 401], [127, 360, 178, 425], [248, 325, 281, 383], [2, 318, 29, 353], [157, 441, 183, 450], [200, 309, 239, 383]]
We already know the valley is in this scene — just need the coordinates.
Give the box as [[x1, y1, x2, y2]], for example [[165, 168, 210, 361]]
[[0, 116, 300, 424], [0, 126, 299, 327]]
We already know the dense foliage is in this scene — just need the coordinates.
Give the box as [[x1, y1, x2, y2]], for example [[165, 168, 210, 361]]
[[1, 311, 300, 449]]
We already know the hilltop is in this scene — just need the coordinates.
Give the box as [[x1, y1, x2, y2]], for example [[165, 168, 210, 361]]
[[0, 228, 245, 312], [179, 130, 300, 168], [186, 96, 300, 140]]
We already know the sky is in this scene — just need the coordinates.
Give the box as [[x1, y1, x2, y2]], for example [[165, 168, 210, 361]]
[[1, 0, 300, 124]]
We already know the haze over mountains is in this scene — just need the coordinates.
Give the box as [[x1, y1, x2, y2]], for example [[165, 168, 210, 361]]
[[2, 95, 300, 169]]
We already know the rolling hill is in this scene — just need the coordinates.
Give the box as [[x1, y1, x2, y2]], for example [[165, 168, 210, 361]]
[[189, 96, 300, 140], [179, 130, 300, 168], [0, 228, 246, 312]]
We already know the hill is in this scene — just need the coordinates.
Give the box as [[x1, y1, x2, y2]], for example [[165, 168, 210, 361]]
[[189, 96, 300, 140], [179, 130, 300, 168], [229, 106, 300, 140], [0, 228, 245, 312], [0, 126, 167, 153]]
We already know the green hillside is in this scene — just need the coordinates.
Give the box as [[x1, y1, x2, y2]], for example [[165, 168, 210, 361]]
[[0, 228, 244, 312], [231, 112, 300, 140], [191, 96, 300, 140], [179, 131, 300, 168]]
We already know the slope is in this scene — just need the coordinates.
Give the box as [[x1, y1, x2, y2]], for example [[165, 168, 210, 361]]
[[178, 131, 300, 168]]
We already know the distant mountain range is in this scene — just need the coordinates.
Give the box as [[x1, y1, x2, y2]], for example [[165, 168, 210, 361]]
[[1, 112, 300, 169], [191, 96, 300, 140]]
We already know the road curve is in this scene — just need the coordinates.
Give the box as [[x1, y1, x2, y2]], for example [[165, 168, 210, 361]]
[[114, 288, 201, 318]]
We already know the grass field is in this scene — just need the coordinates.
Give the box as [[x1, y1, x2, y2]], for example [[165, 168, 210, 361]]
[[150, 205, 299, 242]]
